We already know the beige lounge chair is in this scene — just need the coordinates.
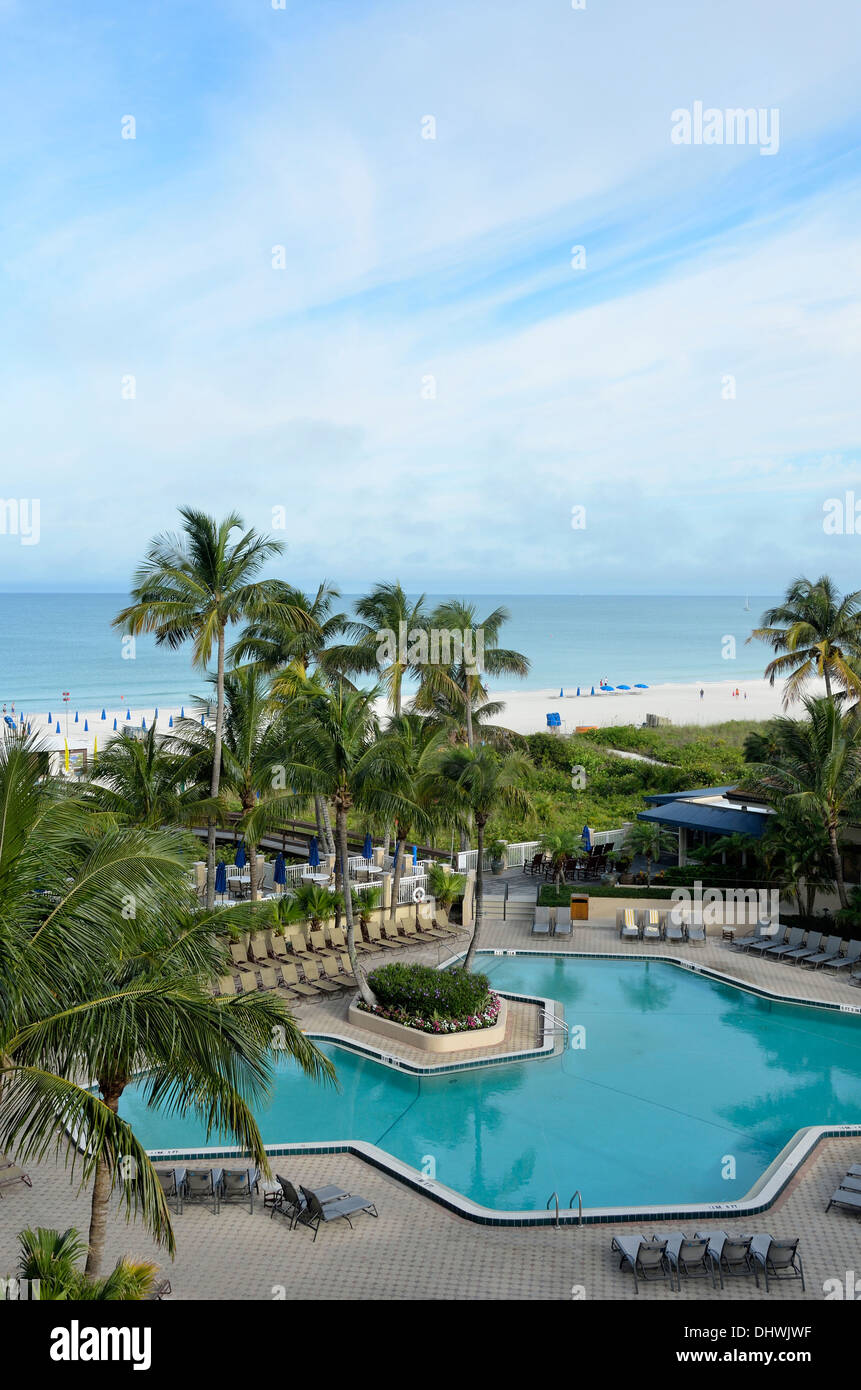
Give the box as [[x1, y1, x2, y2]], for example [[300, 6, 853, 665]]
[[301, 958, 341, 994], [278, 961, 321, 998]]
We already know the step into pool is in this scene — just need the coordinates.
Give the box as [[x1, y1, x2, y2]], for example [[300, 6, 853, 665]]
[[121, 955, 861, 1211]]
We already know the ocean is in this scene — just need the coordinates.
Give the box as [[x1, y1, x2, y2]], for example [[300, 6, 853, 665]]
[[0, 593, 776, 710]]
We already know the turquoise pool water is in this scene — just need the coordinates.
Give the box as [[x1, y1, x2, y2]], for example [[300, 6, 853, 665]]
[[120, 956, 861, 1210]]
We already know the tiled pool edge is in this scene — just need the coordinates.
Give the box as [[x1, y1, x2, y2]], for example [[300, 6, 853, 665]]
[[145, 950, 861, 1227]]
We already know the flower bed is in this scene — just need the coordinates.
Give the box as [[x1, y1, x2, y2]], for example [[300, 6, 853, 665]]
[[357, 962, 500, 1035], [357, 992, 502, 1035]]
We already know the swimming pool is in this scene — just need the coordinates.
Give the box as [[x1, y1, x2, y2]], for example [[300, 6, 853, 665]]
[[121, 955, 861, 1211]]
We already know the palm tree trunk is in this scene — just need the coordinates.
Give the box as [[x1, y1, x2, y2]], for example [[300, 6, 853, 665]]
[[824, 668, 832, 699], [318, 796, 335, 856], [85, 1083, 122, 1278], [389, 833, 407, 921], [828, 819, 849, 909], [338, 810, 375, 1007], [463, 817, 485, 971], [206, 626, 226, 910], [465, 679, 475, 750]]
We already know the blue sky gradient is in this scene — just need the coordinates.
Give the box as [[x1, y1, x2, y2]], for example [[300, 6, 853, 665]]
[[1, 0, 860, 593]]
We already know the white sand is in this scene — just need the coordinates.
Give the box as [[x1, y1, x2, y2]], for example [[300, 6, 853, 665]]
[[7, 677, 812, 755]]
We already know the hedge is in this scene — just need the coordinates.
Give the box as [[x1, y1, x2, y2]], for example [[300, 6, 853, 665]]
[[367, 962, 492, 1019]]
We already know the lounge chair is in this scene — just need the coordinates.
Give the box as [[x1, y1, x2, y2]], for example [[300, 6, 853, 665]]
[[749, 1235, 804, 1291], [695, 1231, 758, 1288], [220, 1168, 259, 1215], [299, 1184, 378, 1242], [155, 1167, 184, 1215], [664, 914, 684, 943], [748, 926, 789, 956], [610, 1236, 671, 1294], [278, 961, 321, 998], [554, 911, 573, 939], [781, 930, 822, 965], [215, 974, 238, 995], [288, 930, 314, 959], [652, 1232, 715, 1291], [686, 917, 705, 944], [532, 906, 551, 937], [301, 958, 341, 994], [639, 909, 664, 941], [732, 920, 773, 951], [826, 1185, 861, 1214], [365, 922, 399, 952], [271, 1175, 353, 1228], [338, 951, 358, 986], [182, 1168, 222, 1215], [800, 934, 843, 969], [229, 942, 250, 967], [309, 928, 337, 958], [249, 930, 271, 963], [0, 1156, 33, 1195], [835, 1175, 861, 1192], [826, 938, 861, 972], [617, 909, 640, 941], [318, 954, 353, 990], [764, 927, 805, 960]]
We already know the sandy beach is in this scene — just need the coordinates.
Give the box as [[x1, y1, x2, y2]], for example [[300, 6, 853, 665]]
[[5, 677, 815, 757]]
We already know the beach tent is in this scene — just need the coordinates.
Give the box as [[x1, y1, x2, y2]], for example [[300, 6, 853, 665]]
[[274, 852, 286, 889], [215, 860, 227, 901], [234, 842, 246, 869], [363, 832, 373, 859], [308, 836, 320, 868]]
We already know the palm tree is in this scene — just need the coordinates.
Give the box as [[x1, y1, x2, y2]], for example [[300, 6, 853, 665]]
[[435, 745, 534, 969], [624, 821, 678, 885], [418, 600, 529, 749], [330, 581, 429, 718], [79, 725, 211, 829], [758, 809, 833, 916], [744, 695, 861, 909], [360, 712, 442, 919], [114, 509, 288, 907], [17, 1226, 160, 1300], [749, 575, 861, 706], [425, 862, 466, 926], [0, 731, 332, 1276]]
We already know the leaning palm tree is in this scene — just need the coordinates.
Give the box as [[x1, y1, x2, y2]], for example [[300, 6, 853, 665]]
[[78, 725, 212, 830], [329, 581, 429, 718], [435, 745, 534, 969], [417, 600, 530, 749], [0, 731, 332, 1277], [113, 508, 289, 907], [748, 575, 861, 706], [744, 695, 861, 909]]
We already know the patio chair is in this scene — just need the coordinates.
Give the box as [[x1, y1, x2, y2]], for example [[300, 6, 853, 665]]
[[182, 1168, 221, 1215], [278, 960, 322, 998], [826, 1185, 861, 1213], [220, 1168, 259, 1215], [610, 1236, 671, 1294], [781, 930, 822, 965], [652, 1233, 715, 1291], [0, 1156, 32, 1196], [800, 934, 843, 969], [748, 926, 789, 956], [749, 1235, 804, 1292], [155, 1167, 184, 1215], [825, 938, 861, 972], [272, 1176, 353, 1227], [732, 920, 774, 951], [617, 908, 640, 941], [299, 1184, 378, 1242], [532, 906, 551, 936], [695, 1231, 758, 1288], [638, 909, 664, 941], [524, 852, 543, 876], [764, 927, 805, 960]]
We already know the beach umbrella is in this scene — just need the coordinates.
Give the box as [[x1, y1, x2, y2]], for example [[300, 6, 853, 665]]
[[617, 685, 631, 691], [412, 844, 418, 867], [582, 825, 592, 852], [142, 717, 147, 730], [559, 688, 564, 697], [590, 687, 595, 696], [48, 712, 52, 723], [113, 718, 117, 730], [169, 715, 173, 728], [274, 852, 286, 887], [3, 716, 14, 730], [234, 842, 247, 869], [126, 709, 131, 720], [101, 709, 106, 720], [200, 715, 205, 726], [576, 686, 580, 696], [55, 721, 60, 733], [634, 683, 649, 689], [363, 832, 373, 859], [215, 860, 227, 900], [19, 712, 23, 724], [27, 723, 31, 734], [308, 836, 320, 868], [180, 706, 185, 718], [154, 707, 158, 718], [603, 684, 615, 691], [74, 711, 78, 723], [84, 719, 88, 731]]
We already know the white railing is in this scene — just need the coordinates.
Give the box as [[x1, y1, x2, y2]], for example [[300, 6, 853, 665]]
[[505, 840, 541, 868], [588, 824, 631, 850], [349, 879, 380, 895], [396, 873, 428, 904], [347, 855, 375, 871]]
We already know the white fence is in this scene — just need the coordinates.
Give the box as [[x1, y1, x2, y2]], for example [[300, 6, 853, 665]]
[[456, 840, 541, 872], [396, 873, 429, 904], [588, 825, 631, 850]]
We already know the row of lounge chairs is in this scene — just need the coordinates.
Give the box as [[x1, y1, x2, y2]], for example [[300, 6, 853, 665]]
[[616, 908, 704, 943], [826, 1163, 861, 1214], [611, 1230, 803, 1294], [733, 925, 861, 980], [156, 1167, 260, 1216], [531, 906, 572, 938], [270, 1175, 378, 1241]]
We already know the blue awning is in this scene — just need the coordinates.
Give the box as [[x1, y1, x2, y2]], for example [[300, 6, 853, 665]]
[[637, 802, 769, 838]]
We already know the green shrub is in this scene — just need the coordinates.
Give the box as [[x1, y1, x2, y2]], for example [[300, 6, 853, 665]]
[[537, 883, 680, 904], [368, 962, 491, 1019]]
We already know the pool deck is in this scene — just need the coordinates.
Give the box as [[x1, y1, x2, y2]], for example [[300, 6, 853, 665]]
[[1, 912, 859, 1300]]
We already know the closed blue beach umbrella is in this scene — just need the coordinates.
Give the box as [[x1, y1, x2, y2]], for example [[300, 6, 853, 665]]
[[142, 717, 146, 730], [113, 718, 117, 730], [101, 709, 106, 720], [180, 706, 185, 718], [234, 842, 247, 869], [363, 832, 373, 859], [84, 719, 88, 731], [559, 688, 564, 697], [582, 825, 592, 852], [19, 712, 24, 724], [55, 721, 60, 733], [169, 715, 173, 728], [75, 711, 78, 723], [126, 709, 131, 720], [308, 836, 320, 868], [48, 711, 52, 723], [412, 844, 418, 866], [200, 715, 205, 725], [576, 686, 580, 696], [274, 851, 287, 886], [215, 860, 227, 899], [27, 722, 31, 733], [590, 686, 595, 696], [154, 707, 158, 718]]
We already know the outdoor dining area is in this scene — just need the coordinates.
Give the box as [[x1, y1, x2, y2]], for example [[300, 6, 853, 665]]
[[523, 840, 617, 884], [195, 831, 433, 905]]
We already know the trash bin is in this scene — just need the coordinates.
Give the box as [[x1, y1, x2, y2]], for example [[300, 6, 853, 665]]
[[570, 894, 589, 921]]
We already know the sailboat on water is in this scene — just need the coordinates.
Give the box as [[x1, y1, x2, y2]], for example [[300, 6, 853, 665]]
[[743, 596, 751, 611]]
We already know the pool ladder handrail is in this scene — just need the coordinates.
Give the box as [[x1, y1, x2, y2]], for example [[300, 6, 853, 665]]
[[541, 1008, 568, 1038], [545, 1190, 583, 1227]]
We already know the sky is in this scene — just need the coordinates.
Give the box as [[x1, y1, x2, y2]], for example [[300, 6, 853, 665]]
[[1, 0, 860, 594]]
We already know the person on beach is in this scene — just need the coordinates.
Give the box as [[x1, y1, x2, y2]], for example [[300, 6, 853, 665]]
[[699, 688, 704, 700]]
